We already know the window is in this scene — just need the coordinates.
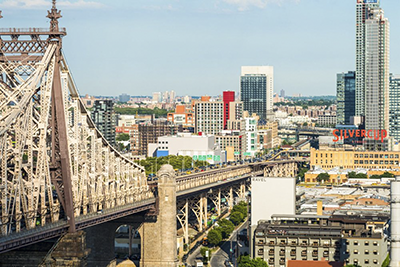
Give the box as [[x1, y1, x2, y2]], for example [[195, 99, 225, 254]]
[[365, 241, 369, 246], [354, 249, 358, 254]]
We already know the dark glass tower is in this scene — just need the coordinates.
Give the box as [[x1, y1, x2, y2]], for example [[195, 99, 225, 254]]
[[240, 66, 273, 122], [337, 71, 356, 125], [389, 74, 400, 140]]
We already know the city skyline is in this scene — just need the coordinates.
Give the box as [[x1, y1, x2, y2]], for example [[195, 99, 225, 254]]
[[0, 0, 399, 97]]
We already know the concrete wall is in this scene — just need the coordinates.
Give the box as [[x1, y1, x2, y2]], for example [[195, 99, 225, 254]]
[[250, 177, 296, 226]]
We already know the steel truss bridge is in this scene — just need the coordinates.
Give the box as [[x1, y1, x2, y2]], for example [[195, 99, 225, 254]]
[[0, 2, 306, 256]]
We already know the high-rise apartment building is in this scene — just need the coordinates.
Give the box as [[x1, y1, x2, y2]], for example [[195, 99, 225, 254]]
[[194, 99, 224, 135], [226, 101, 243, 130], [240, 66, 274, 122], [280, 89, 285, 98], [137, 121, 182, 156], [169, 90, 176, 103], [152, 92, 161, 103], [91, 100, 116, 147], [389, 74, 400, 140], [241, 111, 259, 157], [364, 8, 389, 132], [355, 0, 389, 133], [355, 0, 380, 117], [337, 71, 356, 125]]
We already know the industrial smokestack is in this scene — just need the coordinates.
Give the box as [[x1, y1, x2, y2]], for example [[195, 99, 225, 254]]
[[390, 177, 400, 267]]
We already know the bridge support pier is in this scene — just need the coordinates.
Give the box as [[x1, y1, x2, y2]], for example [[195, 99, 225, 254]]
[[44, 231, 90, 266], [140, 165, 178, 267]]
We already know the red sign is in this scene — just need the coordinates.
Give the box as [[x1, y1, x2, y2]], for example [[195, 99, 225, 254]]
[[333, 129, 387, 143]]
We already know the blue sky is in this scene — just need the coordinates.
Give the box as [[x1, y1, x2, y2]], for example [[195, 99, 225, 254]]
[[0, 0, 399, 97]]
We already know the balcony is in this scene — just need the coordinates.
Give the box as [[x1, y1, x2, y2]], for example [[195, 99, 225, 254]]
[[312, 242, 319, 247], [301, 251, 307, 256], [290, 251, 296, 256], [269, 241, 275, 246], [269, 250, 274, 256], [312, 252, 318, 257], [268, 259, 274, 265], [279, 250, 285, 256], [257, 240, 265, 245], [279, 260, 285, 265]]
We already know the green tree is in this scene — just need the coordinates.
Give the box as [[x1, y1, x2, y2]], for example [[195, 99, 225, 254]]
[[238, 255, 268, 267], [230, 211, 244, 226], [316, 173, 330, 183], [381, 254, 390, 267], [355, 173, 368, 178], [381, 171, 395, 178], [370, 175, 381, 179], [252, 258, 268, 267], [348, 171, 357, 178], [297, 168, 309, 180], [217, 219, 235, 239], [207, 229, 222, 246], [114, 107, 172, 118], [137, 155, 209, 175], [116, 133, 130, 141], [232, 202, 247, 218]]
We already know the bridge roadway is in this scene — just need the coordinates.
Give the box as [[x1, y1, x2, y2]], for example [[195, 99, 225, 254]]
[[0, 159, 302, 253]]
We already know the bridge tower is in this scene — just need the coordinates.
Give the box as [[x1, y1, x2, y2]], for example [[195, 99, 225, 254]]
[[140, 164, 178, 267]]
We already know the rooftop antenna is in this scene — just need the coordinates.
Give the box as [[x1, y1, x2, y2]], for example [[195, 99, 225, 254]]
[[47, 0, 61, 32]]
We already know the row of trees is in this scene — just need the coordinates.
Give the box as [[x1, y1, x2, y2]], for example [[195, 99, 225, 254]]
[[274, 98, 335, 108], [370, 172, 395, 179], [316, 171, 395, 183], [135, 155, 209, 175], [207, 202, 248, 246], [115, 107, 171, 117], [348, 172, 368, 179]]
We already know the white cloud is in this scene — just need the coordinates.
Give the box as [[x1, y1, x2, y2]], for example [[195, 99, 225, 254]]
[[0, 0, 106, 9], [222, 0, 299, 11], [141, 4, 175, 11]]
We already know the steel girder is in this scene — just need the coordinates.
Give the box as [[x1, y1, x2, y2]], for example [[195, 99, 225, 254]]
[[0, 41, 151, 237]]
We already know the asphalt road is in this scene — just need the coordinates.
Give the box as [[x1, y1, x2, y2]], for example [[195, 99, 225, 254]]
[[187, 244, 203, 267], [210, 221, 248, 267]]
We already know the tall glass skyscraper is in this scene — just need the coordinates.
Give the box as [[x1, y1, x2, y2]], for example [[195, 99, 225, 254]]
[[355, 0, 389, 132], [337, 71, 356, 125], [240, 66, 274, 122], [355, 0, 380, 117]]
